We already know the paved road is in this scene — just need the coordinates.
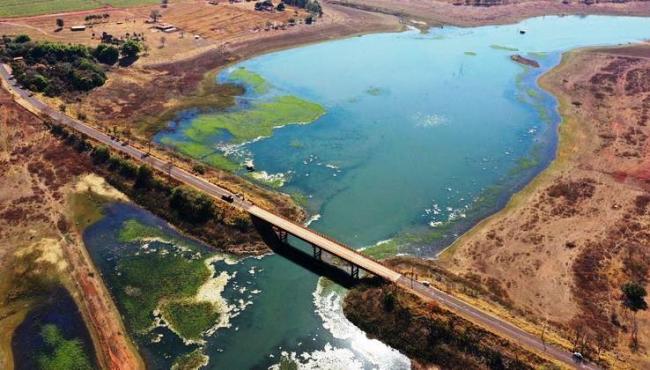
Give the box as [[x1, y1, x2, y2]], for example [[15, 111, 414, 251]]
[[0, 64, 596, 369]]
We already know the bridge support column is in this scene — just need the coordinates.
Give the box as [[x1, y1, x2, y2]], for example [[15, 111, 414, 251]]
[[312, 244, 322, 260], [277, 229, 288, 244], [350, 264, 359, 279]]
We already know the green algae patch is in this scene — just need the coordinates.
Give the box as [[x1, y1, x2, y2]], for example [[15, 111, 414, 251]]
[[464, 51, 477, 56], [161, 301, 220, 341], [186, 95, 325, 143], [37, 324, 93, 370], [228, 67, 269, 94], [118, 219, 169, 243], [490, 44, 519, 52]]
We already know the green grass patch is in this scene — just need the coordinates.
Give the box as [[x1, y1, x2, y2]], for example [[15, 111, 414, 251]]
[[490, 44, 519, 52], [161, 300, 219, 340], [68, 190, 112, 230], [185, 95, 325, 143], [37, 324, 93, 370], [228, 67, 269, 95], [114, 251, 211, 333]]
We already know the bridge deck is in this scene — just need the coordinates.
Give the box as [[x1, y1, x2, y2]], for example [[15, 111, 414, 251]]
[[248, 206, 402, 282]]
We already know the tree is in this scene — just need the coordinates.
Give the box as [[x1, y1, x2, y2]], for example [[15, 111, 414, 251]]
[[159, 36, 166, 48], [94, 44, 119, 65], [150, 9, 161, 23], [161, 0, 169, 7], [621, 282, 648, 349], [170, 186, 214, 224], [276, 2, 286, 11], [14, 34, 31, 43], [92, 146, 111, 163], [120, 40, 141, 59], [56, 18, 64, 29], [134, 164, 154, 189]]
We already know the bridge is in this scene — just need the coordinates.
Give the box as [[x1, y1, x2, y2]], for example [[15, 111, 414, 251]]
[[0, 64, 598, 369]]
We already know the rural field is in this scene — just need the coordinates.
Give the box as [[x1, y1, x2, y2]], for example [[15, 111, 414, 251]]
[[0, 0, 160, 18]]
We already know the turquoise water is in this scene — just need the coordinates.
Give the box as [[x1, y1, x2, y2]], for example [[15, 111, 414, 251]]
[[143, 15, 650, 369]]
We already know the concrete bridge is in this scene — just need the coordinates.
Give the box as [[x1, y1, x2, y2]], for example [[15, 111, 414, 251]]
[[0, 64, 599, 369]]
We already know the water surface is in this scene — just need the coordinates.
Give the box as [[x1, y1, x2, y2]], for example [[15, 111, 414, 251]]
[[148, 15, 650, 368]]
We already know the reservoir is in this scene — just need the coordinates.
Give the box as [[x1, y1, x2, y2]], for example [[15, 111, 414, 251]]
[[141, 15, 650, 368]]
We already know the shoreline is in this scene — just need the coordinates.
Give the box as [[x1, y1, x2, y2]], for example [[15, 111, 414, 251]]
[[438, 51, 576, 259]]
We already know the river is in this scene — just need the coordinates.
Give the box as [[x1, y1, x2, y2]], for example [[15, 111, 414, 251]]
[[100, 15, 650, 369]]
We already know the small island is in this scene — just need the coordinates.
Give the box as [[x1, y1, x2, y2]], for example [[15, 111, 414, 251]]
[[510, 54, 540, 68]]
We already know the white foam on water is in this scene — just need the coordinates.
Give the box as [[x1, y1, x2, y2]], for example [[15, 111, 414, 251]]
[[304, 214, 321, 227]]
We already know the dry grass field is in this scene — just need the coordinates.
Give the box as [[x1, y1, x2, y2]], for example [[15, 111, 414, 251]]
[[0, 0, 310, 64]]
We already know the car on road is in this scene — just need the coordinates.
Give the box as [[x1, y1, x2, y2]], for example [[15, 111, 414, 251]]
[[419, 280, 431, 287], [572, 352, 584, 363], [221, 194, 235, 203]]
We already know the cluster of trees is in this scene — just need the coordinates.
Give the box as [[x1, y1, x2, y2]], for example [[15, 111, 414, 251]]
[[1, 35, 141, 96], [282, 0, 322, 15], [84, 13, 110, 24]]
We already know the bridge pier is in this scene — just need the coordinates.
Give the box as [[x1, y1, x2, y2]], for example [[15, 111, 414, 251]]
[[350, 264, 359, 279], [277, 229, 288, 244], [312, 244, 322, 260]]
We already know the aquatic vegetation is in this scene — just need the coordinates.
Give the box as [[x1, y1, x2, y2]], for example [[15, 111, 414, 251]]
[[171, 349, 209, 370], [366, 86, 383, 96], [289, 139, 304, 149], [464, 51, 477, 56], [361, 240, 399, 260], [290, 192, 309, 208], [118, 219, 168, 243], [37, 324, 93, 370], [113, 251, 211, 333], [159, 138, 240, 171], [490, 44, 519, 52], [248, 171, 287, 188], [185, 96, 325, 143], [161, 300, 220, 341], [228, 67, 269, 94]]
